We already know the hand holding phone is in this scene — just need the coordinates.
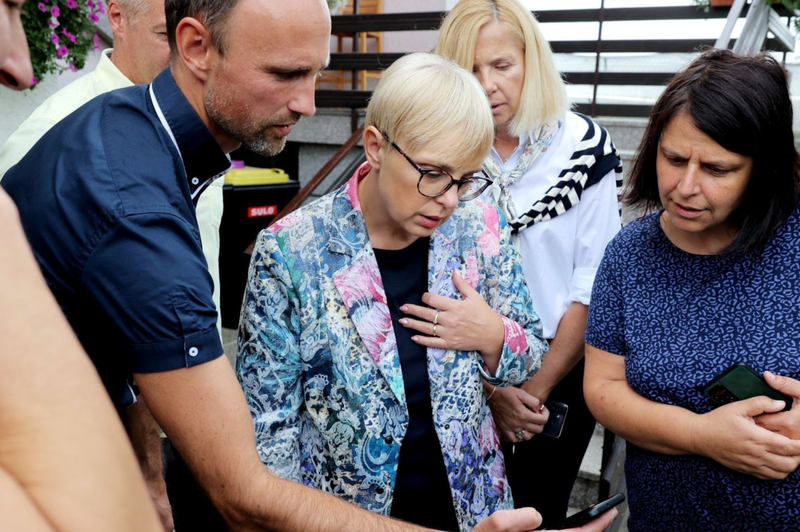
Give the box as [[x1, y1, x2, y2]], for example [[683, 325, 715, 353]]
[[539, 493, 625, 530], [753, 371, 800, 440], [541, 400, 568, 439], [704, 362, 791, 411]]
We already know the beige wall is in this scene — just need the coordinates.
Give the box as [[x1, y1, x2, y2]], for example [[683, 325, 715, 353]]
[[0, 47, 104, 148], [383, 0, 447, 54]]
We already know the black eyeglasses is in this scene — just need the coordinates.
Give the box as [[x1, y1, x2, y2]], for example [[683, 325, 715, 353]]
[[382, 132, 492, 201]]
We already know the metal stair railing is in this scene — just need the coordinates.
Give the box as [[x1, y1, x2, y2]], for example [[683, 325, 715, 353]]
[[317, 5, 795, 118], [716, 0, 795, 54], [284, 3, 798, 252]]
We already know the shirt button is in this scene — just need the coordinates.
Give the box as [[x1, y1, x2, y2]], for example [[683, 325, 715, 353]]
[[375, 487, 384, 494], [444, 423, 450, 430], [384, 436, 393, 444], [188, 346, 199, 357], [191, 177, 200, 185]]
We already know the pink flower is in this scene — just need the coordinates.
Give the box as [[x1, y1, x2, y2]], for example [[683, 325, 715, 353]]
[[66, 0, 76, 7], [86, 0, 93, 7], [68, 63, 78, 72], [31, 76, 38, 86], [56, 45, 69, 58], [51, 33, 59, 44], [92, 33, 101, 50], [50, 5, 59, 16], [96, 1, 104, 13], [66, 32, 76, 43], [89, 11, 99, 21], [37, 2, 46, 10], [48, 18, 59, 27]]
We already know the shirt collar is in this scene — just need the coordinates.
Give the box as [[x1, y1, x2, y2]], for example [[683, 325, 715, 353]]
[[489, 133, 526, 169], [97, 49, 134, 91], [149, 68, 231, 200]]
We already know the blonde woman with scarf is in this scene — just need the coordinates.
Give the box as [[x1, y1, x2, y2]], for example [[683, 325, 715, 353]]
[[436, 0, 622, 527]]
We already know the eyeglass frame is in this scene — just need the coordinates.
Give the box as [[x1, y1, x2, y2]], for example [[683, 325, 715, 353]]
[[381, 132, 492, 201]]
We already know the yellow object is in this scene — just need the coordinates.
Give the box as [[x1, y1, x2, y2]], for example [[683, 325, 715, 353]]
[[225, 166, 290, 186]]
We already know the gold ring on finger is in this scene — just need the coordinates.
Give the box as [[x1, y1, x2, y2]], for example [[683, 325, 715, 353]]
[[433, 311, 440, 325], [432, 324, 438, 337]]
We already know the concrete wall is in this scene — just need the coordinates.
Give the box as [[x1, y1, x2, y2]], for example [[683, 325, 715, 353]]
[[383, 0, 446, 54]]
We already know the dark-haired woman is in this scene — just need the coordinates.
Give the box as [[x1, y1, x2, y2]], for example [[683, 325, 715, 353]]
[[585, 49, 800, 531]]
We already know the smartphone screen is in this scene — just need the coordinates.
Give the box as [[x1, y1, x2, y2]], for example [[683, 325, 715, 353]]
[[539, 493, 625, 530]]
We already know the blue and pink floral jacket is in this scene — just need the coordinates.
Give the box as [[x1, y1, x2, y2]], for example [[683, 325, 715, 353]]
[[237, 169, 546, 530]]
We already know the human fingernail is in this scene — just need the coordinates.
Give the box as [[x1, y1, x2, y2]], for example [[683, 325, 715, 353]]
[[400, 305, 408, 312], [400, 319, 408, 325]]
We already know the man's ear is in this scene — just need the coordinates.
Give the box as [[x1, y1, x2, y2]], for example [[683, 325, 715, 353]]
[[363, 126, 384, 170], [107, 0, 125, 36], [173, 17, 216, 81]]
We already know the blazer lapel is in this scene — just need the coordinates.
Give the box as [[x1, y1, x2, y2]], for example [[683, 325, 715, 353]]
[[426, 210, 480, 391], [329, 175, 406, 406]]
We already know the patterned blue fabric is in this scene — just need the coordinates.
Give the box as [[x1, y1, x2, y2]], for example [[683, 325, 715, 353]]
[[237, 171, 547, 531], [586, 209, 800, 532]]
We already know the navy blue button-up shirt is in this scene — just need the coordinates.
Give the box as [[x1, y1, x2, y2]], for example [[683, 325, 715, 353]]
[[2, 69, 230, 408]]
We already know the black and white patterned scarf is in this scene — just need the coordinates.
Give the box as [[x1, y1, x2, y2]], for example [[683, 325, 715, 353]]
[[484, 113, 623, 237]]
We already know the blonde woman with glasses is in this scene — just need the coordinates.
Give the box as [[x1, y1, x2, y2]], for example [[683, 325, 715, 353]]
[[238, 53, 616, 532]]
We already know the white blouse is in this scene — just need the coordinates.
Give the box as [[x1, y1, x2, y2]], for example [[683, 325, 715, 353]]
[[485, 112, 622, 339]]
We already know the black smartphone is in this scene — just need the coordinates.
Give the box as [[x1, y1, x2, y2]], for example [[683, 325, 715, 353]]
[[703, 362, 791, 411], [541, 400, 568, 439], [539, 492, 625, 530]]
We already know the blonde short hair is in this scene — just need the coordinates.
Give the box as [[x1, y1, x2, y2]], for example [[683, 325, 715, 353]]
[[365, 53, 494, 170], [435, 0, 569, 136]]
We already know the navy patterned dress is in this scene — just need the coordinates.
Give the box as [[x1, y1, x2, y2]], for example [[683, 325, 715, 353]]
[[586, 208, 800, 532]]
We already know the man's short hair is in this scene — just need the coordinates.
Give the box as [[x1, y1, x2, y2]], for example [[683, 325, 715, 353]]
[[165, 0, 240, 56], [365, 52, 494, 172], [117, 0, 150, 25]]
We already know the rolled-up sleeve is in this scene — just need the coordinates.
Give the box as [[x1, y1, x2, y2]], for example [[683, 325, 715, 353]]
[[569, 168, 622, 306], [80, 212, 223, 372]]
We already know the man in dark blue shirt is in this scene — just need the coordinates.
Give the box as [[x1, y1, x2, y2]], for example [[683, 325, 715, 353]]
[[4, 66, 229, 409], [0, 0, 574, 531]]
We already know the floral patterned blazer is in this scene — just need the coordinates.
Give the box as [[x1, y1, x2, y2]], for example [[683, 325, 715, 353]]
[[237, 168, 547, 531]]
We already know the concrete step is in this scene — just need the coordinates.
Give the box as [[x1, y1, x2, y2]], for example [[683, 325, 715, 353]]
[[568, 423, 630, 531], [568, 423, 604, 511], [595, 117, 647, 154]]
